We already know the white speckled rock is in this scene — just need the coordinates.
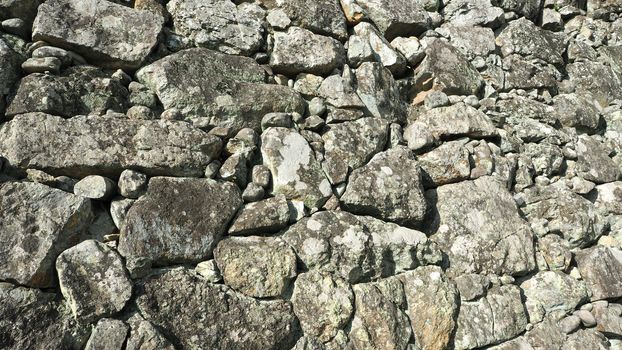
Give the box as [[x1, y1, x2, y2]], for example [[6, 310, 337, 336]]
[[56, 240, 133, 323], [261, 127, 332, 210]]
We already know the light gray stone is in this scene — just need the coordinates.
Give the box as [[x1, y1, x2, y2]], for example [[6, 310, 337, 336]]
[[0, 181, 92, 288], [84, 318, 129, 350], [56, 240, 132, 323], [118, 177, 242, 266], [74, 175, 116, 200], [575, 246, 622, 301], [356, 0, 431, 40], [32, 0, 163, 69], [228, 195, 290, 236]]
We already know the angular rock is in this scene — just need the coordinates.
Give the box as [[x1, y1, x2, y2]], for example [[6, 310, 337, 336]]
[[0, 181, 92, 288], [455, 285, 528, 349], [400, 266, 459, 350], [32, 0, 162, 69], [502, 54, 559, 91], [6, 66, 128, 118], [595, 182, 622, 215], [341, 147, 427, 227], [567, 61, 622, 108], [137, 48, 305, 131], [576, 135, 620, 184], [276, 0, 348, 40], [355, 62, 407, 123], [553, 93, 602, 133], [575, 246, 622, 301], [0, 38, 22, 98], [0, 282, 86, 350], [520, 271, 589, 319], [281, 210, 441, 282], [322, 117, 389, 184], [417, 139, 471, 187], [56, 240, 132, 323], [538, 234, 573, 271], [0, 113, 222, 178], [125, 314, 175, 350], [356, 0, 431, 40], [118, 169, 148, 199], [522, 184, 605, 248], [291, 271, 354, 342], [270, 27, 346, 76], [350, 22, 408, 76], [498, 0, 543, 19], [413, 39, 483, 96], [496, 17, 565, 66], [427, 176, 536, 276], [565, 329, 610, 349], [118, 177, 242, 265], [84, 318, 129, 350], [214, 236, 297, 298], [591, 302, 622, 338], [261, 127, 332, 210], [349, 280, 411, 350], [404, 103, 497, 150], [442, 0, 505, 27], [445, 23, 496, 59], [454, 274, 490, 301], [74, 175, 116, 200], [136, 267, 299, 349], [167, 0, 264, 56], [228, 195, 290, 235]]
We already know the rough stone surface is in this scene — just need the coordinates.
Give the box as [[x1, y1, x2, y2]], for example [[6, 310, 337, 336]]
[[356, 0, 431, 40], [341, 147, 427, 227], [136, 267, 299, 350], [261, 127, 332, 209], [321, 117, 389, 184], [6, 66, 128, 118], [291, 271, 354, 342], [214, 236, 297, 298], [400, 266, 459, 350], [575, 246, 622, 301], [56, 240, 132, 323], [167, 0, 264, 56], [281, 210, 441, 283], [119, 177, 242, 265], [228, 195, 290, 235], [0, 113, 222, 178], [520, 271, 589, 319], [0, 182, 92, 288], [270, 27, 346, 76], [137, 48, 304, 130], [84, 318, 129, 350], [32, 0, 163, 69], [455, 285, 528, 349], [427, 176, 536, 276]]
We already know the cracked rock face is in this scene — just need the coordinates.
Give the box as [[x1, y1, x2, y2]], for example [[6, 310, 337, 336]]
[[4, 0, 622, 349]]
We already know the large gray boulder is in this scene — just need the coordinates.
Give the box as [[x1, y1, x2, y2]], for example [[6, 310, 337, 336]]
[[261, 127, 332, 210], [0, 113, 222, 178], [355, 62, 407, 123], [522, 184, 606, 248], [496, 17, 564, 66], [56, 240, 133, 323], [214, 236, 297, 298], [0, 38, 22, 104], [136, 267, 299, 350], [355, 0, 431, 40], [275, 0, 347, 40], [6, 66, 128, 118], [118, 177, 242, 266], [404, 103, 497, 150], [167, 0, 264, 55], [32, 0, 162, 69], [321, 117, 389, 184], [400, 266, 460, 350], [427, 176, 536, 276], [520, 271, 589, 320], [576, 134, 620, 184], [349, 279, 412, 350], [442, 0, 505, 27], [413, 39, 484, 96], [454, 285, 528, 349], [281, 210, 442, 283], [575, 246, 622, 301], [269, 27, 346, 76], [341, 147, 428, 228], [137, 48, 305, 131], [291, 271, 354, 342], [0, 181, 92, 288], [0, 282, 86, 350]]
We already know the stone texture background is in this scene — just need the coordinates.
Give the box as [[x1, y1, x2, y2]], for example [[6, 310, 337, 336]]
[[1, 0, 622, 349]]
